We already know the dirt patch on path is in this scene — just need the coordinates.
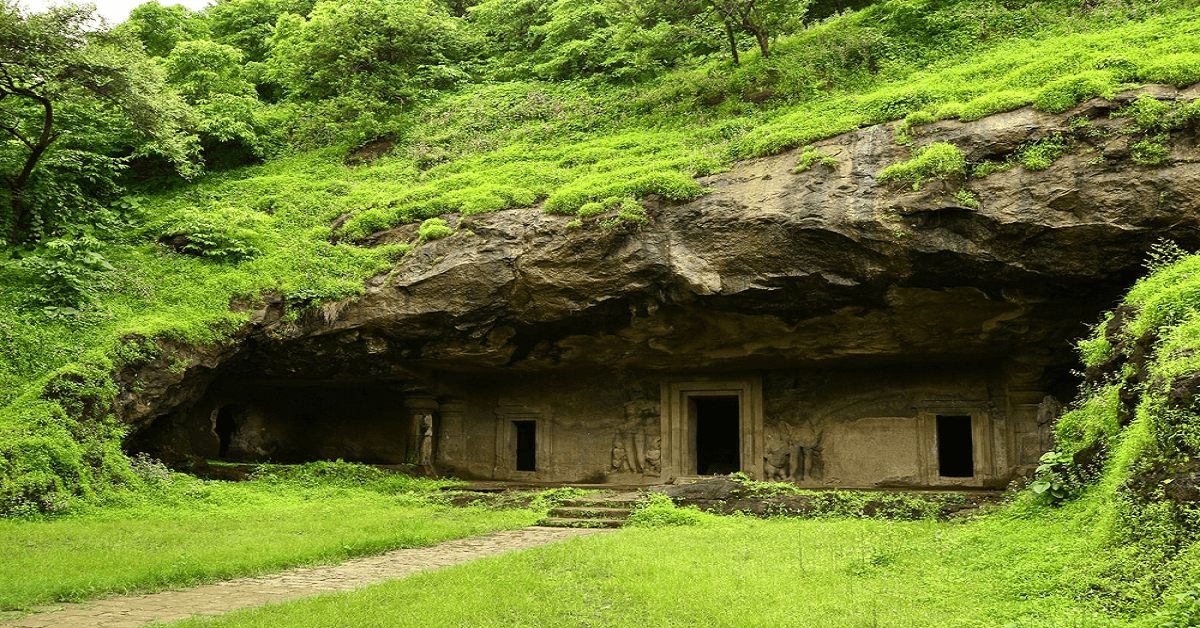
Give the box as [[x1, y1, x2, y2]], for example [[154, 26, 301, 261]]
[[0, 526, 609, 628]]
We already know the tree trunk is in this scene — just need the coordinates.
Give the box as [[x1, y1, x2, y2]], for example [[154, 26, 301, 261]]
[[1, 88, 57, 244], [752, 26, 770, 58], [724, 20, 740, 64]]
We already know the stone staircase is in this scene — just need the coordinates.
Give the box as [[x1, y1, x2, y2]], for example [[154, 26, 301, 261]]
[[538, 493, 642, 528]]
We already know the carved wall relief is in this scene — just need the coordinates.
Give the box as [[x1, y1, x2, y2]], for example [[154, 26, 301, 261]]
[[611, 398, 661, 476]]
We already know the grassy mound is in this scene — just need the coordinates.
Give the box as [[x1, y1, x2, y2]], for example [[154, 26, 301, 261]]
[[1022, 242, 1200, 616]]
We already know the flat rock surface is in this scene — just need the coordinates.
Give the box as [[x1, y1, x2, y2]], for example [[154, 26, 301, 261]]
[[0, 526, 609, 628]]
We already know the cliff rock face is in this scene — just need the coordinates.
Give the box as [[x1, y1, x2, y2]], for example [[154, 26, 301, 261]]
[[121, 86, 1200, 487]]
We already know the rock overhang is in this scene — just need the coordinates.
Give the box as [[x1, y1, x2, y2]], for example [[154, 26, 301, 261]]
[[119, 89, 1200, 484]]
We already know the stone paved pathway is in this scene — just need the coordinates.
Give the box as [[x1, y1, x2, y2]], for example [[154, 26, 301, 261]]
[[1, 526, 609, 628]]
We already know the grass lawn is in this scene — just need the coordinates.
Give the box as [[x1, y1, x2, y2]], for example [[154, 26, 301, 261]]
[[163, 499, 1142, 628], [0, 469, 540, 611]]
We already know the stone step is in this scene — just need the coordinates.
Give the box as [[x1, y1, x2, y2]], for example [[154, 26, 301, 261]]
[[537, 517, 627, 529], [560, 498, 642, 509], [547, 506, 632, 519]]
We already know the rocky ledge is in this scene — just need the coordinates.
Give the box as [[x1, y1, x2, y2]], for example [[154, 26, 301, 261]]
[[117, 85, 1200, 432]]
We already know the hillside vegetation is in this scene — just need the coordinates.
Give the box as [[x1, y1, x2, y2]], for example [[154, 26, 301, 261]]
[[2, 0, 1200, 619]]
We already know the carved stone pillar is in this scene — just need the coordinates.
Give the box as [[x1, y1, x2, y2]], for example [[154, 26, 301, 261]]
[[403, 395, 439, 469], [436, 398, 467, 470]]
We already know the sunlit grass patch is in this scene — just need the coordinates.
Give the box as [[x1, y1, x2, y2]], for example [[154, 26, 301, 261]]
[[164, 501, 1131, 628], [0, 466, 538, 611]]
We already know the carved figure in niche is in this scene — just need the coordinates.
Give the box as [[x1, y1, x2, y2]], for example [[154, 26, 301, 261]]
[[611, 398, 659, 475], [764, 429, 801, 481], [611, 436, 632, 472], [806, 438, 825, 481], [644, 436, 661, 474], [764, 421, 824, 481], [417, 412, 435, 468], [1037, 395, 1061, 453]]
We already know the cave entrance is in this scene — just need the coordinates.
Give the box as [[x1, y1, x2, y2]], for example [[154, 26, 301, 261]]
[[936, 415, 974, 477], [513, 420, 537, 472], [692, 396, 740, 475], [660, 379, 764, 480], [214, 404, 242, 459]]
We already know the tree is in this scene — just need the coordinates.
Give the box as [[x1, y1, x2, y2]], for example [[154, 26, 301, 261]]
[[208, 0, 318, 64], [706, 0, 810, 63], [122, 1, 211, 58], [0, 1, 197, 245], [267, 0, 471, 103], [164, 39, 269, 162]]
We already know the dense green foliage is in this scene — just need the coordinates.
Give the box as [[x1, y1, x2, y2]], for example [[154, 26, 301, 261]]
[[2, 0, 1200, 619], [1019, 242, 1200, 615]]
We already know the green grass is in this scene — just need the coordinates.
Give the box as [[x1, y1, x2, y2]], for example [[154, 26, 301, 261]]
[[159, 499, 1149, 628], [0, 469, 540, 611]]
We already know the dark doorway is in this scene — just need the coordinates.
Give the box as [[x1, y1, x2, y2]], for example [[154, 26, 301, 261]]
[[514, 420, 537, 471], [694, 396, 740, 475], [936, 415, 974, 477], [215, 405, 241, 459]]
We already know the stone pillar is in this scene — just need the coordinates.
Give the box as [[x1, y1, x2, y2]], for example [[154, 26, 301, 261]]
[[403, 394, 439, 470], [436, 398, 467, 471]]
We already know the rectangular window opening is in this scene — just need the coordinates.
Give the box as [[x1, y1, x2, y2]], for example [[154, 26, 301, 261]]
[[513, 420, 537, 472], [936, 415, 974, 477]]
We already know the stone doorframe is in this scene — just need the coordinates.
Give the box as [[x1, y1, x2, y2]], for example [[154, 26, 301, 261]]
[[660, 378, 765, 481], [493, 402, 553, 480], [915, 404, 994, 486]]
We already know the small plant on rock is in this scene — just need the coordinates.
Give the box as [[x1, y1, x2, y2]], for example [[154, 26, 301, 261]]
[[1131, 134, 1171, 166], [417, 218, 454, 243], [954, 189, 980, 209], [878, 142, 966, 190], [792, 147, 839, 173], [1017, 133, 1072, 171]]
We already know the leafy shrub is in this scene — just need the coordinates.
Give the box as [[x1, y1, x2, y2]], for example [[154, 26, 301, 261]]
[[878, 142, 966, 188], [1032, 71, 1114, 114], [128, 452, 173, 486], [1145, 238, 1191, 275], [417, 218, 454, 243], [1142, 53, 1200, 88], [1030, 451, 1080, 505], [1, 491, 71, 518], [626, 492, 711, 527], [157, 206, 269, 261], [7, 236, 114, 313], [1153, 581, 1200, 628]]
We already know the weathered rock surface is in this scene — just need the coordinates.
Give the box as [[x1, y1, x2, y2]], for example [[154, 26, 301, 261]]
[[119, 86, 1200, 437]]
